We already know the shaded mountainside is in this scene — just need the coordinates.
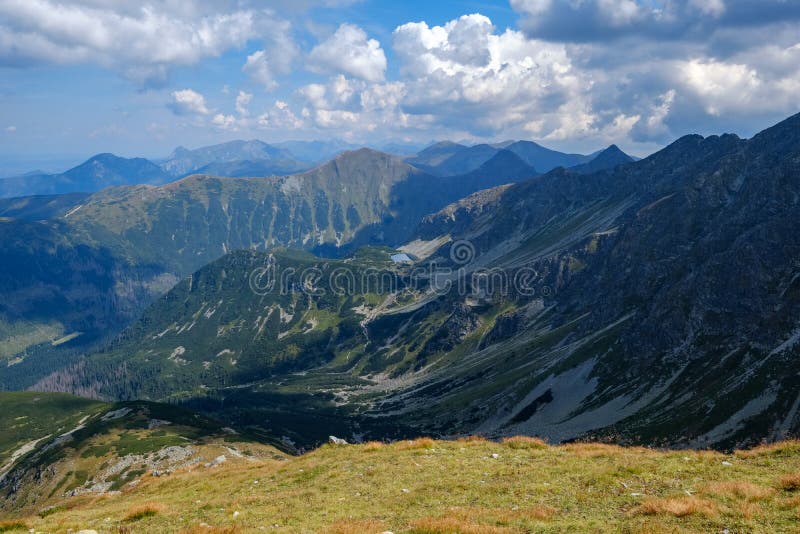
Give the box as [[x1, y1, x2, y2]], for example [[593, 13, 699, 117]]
[[0, 193, 89, 221], [408, 139, 631, 177], [404, 141, 467, 172], [33, 113, 800, 450], [0, 392, 284, 515], [504, 140, 592, 172], [428, 144, 503, 176], [188, 158, 309, 178], [0, 148, 537, 384], [160, 140, 308, 178], [0, 154, 171, 198], [569, 144, 635, 174]]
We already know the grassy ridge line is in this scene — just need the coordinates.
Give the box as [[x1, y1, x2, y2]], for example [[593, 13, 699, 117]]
[[6, 437, 800, 533]]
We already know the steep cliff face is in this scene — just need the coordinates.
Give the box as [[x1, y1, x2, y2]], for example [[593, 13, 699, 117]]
[[382, 115, 800, 449]]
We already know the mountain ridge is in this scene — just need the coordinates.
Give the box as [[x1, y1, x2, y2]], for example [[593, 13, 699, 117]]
[[28, 112, 800, 450]]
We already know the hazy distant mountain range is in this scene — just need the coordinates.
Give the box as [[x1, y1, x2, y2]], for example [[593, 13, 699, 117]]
[[0, 138, 632, 199]]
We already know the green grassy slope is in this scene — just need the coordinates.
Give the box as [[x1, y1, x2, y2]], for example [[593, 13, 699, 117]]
[[0, 392, 285, 515], [5, 437, 800, 533]]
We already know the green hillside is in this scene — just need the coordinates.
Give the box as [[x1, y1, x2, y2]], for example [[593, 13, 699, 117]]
[[4, 434, 800, 533], [0, 392, 284, 515]]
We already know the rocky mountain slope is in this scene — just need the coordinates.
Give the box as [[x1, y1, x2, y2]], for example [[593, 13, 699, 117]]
[[0, 392, 284, 516], [160, 140, 309, 178], [31, 113, 800, 450], [0, 148, 538, 386]]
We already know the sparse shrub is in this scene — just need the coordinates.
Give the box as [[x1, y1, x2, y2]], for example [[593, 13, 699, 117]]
[[631, 497, 717, 518], [123, 502, 166, 522], [501, 436, 548, 450], [38, 505, 67, 518], [736, 440, 800, 459], [0, 520, 29, 533]]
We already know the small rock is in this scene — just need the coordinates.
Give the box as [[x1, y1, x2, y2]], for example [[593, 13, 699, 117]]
[[721, 461, 733, 466], [329, 435, 348, 445], [233, 511, 240, 518], [401, 488, 410, 493], [77, 531, 99, 534], [491, 453, 499, 459], [205, 455, 227, 467], [381, 531, 395, 534]]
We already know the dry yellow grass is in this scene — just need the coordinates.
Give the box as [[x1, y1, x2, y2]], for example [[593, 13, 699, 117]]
[[409, 516, 515, 534], [737, 500, 764, 520], [501, 436, 548, 450], [179, 525, 240, 534], [456, 435, 490, 446], [779, 473, 800, 491], [700, 480, 775, 501], [631, 497, 718, 518], [561, 442, 631, 457], [122, 501, 166, 522], [396, 437, 436, 450], [362, 441, 385, 451], [443, 505, 557, 523], [324, 518, 387, 533], [12, 438, 800, 533]]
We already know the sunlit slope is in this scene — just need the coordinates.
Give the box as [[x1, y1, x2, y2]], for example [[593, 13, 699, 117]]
[[5, 438, 800, 533]]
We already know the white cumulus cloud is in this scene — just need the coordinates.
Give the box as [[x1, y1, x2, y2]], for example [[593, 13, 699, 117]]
[[212, 113, 237, 130], [0, 0, 282, 87], [242, 18, 298, 91], [169, 89, 210, 116], [236, 91, 253, 116], [308, 23, 387, 82]]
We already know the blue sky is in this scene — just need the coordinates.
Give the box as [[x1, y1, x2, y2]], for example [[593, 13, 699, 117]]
[[1, 0, 799, 174]]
